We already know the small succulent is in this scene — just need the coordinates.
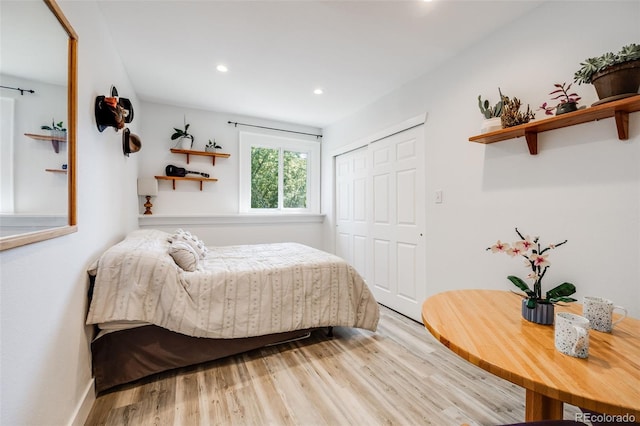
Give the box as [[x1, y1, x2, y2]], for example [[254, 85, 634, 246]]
[[206, 139, 222, 150], [574, 43, 640, 85], [500, 89, 535, 128], [41, 119, 66, 132], [478, 94, 503, 119], [538, 82, 581, 116]]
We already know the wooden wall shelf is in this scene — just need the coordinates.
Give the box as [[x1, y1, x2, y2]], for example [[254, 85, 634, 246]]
[[45, 169, 67, 174], [469, 95, 640, 155], [25, 132, 67, 153], [155, 175, 218, 191], [169, 148, 231, 165]]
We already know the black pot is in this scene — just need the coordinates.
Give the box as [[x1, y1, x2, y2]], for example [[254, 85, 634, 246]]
[[591, 59, 640, 105], [555, 102, 578, 116], [521, 299, 554, 325]]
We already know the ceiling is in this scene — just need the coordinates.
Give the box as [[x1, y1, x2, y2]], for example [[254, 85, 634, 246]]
[[96, 1, 544, 128]]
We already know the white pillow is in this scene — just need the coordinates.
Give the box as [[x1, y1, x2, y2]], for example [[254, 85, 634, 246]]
[[168, 241, 199, 272], [169, 229, 208, 259]]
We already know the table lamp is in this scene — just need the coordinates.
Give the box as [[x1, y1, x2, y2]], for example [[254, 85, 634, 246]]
[[137, 177, 158, 215]]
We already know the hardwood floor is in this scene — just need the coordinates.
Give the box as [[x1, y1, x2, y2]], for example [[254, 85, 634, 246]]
[[85, 305, 583, 425]]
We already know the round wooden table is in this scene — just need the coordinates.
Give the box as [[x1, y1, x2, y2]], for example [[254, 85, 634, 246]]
[[421, 289, 640, 422]]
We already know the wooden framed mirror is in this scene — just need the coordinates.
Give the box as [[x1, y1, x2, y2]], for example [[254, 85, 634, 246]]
[[0, 0, 77, 251]]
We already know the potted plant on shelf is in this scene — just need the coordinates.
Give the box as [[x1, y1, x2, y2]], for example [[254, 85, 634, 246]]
[[574, 43, 640, 105], [487, 228, 577, 325], [538, 82, 582, 116], [500, 91, 536, 128], [171, 117, 194, 150], [41, 119, 66, 139], [478, 93, 503, 133], [205, 139, 222, 153]]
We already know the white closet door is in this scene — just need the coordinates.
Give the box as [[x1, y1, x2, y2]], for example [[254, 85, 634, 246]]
[[334, 124, 425, 321], [335, 146, 369, 278], [369, 125, 425, 321]]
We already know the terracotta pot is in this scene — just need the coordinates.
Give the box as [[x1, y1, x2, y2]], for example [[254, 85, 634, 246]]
[[521, 299, 554, 325], [591, 59, 640, 105]]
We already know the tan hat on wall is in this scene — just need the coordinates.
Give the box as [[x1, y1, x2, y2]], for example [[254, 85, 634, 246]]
[[122, 127, 141, 156]]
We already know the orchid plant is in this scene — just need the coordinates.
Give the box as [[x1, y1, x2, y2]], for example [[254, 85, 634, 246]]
[[538, 82, 581, 116], [487, 228, 577, 308]]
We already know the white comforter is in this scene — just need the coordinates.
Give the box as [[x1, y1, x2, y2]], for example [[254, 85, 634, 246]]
[[86, 230, 379, 338]]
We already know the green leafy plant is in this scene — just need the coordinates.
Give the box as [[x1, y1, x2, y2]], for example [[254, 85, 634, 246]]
[[574, 43, 640, 85], [206, 139, 222, 150], [41, 119, 66, 132], [478, 93, 503, 119], [487, 228, 576, 308], [171, 116, 194, 143]]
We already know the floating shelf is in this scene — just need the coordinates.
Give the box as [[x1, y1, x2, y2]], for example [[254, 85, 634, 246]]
[[45, 168, 67, 174], [170, 148, 230, 165], [25, 132, 67, 154], [155, 175, 218, 191], [469, 95, 640, 155]]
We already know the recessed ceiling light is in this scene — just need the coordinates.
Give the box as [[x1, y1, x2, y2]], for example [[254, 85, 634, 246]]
[[216, 64, 228, 73], [313, 88, 323, 95]]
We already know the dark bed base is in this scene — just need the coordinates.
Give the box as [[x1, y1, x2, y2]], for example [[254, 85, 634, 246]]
[[92, 325, 323, 393]]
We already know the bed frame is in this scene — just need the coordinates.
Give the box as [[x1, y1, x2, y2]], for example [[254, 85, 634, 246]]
[[88, 275, 330, 393], [91, 324, 322, 393]]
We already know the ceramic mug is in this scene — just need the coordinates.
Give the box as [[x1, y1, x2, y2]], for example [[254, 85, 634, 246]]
[[555, 312, 590, 358], [583, 296, 627, 333]]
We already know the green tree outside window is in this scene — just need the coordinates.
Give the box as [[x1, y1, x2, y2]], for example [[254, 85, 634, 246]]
[[251, 147, 308, 209]]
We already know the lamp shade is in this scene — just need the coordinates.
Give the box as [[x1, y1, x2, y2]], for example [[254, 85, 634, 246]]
[[137, 177, 158, 196]]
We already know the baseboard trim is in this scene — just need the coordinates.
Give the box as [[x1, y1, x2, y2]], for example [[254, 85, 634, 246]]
[[68, 378, 95, 426]]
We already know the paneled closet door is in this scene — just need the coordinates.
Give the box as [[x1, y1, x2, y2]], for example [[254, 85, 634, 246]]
[[369, 125, 425, 321], [335, 146, 369, 279], [335, 124, 425, 321]]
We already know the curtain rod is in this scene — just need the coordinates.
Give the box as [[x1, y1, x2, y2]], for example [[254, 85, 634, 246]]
[[0, 85, 35, 95], [228, 121, 322, 139]]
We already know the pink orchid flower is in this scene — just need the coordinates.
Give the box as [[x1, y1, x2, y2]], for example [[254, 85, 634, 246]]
[[530, 253, 550, 268], [490, 240, 510, 253]]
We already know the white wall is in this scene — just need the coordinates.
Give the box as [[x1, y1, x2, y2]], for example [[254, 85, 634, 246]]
[[322, 1, 640, 317], [137, 101, 325, 248], [0, 1, 141, 424]]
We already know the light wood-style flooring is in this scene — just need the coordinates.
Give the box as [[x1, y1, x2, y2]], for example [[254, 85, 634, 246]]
[[85, 305, 583, 425]]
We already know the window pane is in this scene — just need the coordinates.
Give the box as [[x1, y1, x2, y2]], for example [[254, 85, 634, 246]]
[[251, 147, 278, 208], [283, 150, 307, 208]]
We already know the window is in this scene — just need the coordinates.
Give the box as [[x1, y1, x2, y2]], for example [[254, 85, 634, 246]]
[[239, 131, 320, 213]]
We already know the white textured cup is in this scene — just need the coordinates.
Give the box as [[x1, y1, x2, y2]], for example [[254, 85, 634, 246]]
[[555, 312, 590, 358], [583, 296, 627, 333]]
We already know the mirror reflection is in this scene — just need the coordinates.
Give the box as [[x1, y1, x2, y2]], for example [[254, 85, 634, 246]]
[[0, 0, 70, 239]]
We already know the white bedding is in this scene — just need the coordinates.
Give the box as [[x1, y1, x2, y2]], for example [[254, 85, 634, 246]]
[[86, 229, 379, 338]]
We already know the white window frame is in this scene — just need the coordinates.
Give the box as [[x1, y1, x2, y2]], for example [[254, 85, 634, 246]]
[[239, 131, 320, 213], [0, 97, 15, 213]]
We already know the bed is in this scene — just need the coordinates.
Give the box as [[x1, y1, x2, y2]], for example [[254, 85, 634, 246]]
[[86, 229, 380, 393]]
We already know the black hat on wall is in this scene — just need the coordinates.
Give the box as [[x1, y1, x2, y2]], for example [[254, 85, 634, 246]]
[[94, 85, 134, 132]]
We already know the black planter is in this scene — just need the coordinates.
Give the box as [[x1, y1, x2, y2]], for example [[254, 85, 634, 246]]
[[591, 59, 640, 105], [521, 299, 554, 325], [555, 102, 578, 116]]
